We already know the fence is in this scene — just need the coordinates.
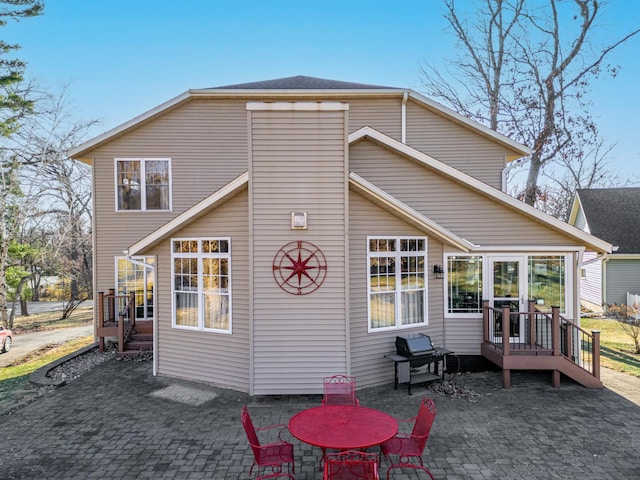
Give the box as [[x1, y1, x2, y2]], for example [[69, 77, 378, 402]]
[[627, 292, 640, 320]]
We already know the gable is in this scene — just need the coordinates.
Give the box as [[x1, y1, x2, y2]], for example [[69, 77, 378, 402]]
[[348, 129, 611, 252]]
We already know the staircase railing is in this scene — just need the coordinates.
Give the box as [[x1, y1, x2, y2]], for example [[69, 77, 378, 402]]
[[482, 300, 600, 384], [97, 290, 136, 353]]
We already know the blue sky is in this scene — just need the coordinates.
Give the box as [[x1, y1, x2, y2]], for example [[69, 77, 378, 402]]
[[6, 0, 640, 179]]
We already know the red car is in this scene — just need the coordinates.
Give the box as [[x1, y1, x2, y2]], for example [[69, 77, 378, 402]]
[[0, 326, 11, 353]]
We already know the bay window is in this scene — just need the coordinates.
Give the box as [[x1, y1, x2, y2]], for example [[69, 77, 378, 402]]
[[368, 237, 427, 331]]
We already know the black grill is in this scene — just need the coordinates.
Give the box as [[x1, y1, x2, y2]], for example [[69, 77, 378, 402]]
[[395, 334, 434, 357]]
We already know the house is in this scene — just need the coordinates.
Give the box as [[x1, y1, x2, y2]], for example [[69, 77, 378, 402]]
[[70, 76, 611, 394], [568, 187, 640, 312]]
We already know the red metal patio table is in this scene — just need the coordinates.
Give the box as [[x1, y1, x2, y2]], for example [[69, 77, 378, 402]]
[[288, 405, 398, 451]]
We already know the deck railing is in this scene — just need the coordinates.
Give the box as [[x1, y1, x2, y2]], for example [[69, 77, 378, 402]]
[[482, 300, 600, 382], [97, 290, 136, 353]]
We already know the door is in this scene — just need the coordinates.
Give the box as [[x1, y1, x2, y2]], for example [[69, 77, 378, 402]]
[[116, 256, 155, 320], [488, 256, 525, 342]]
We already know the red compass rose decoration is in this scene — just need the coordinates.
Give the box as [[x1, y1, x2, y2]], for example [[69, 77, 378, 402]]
[[272, 241, 327, 295]]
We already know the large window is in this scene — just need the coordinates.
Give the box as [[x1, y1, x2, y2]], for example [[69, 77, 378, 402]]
[[115, 158, 171, 211], [528, 256, 565, 312], [172, 238, 231, 333], [445, 253, 569, 316], [368, 237, 427, 331], [116, 256, 155, 320], [447, 255, 483, 315]]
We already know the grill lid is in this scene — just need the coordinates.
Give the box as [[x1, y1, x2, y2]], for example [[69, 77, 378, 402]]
[[395, 334, 434, 357]]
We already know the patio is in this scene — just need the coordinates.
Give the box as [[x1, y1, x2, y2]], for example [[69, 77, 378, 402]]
[[2, 357, 639, 479]]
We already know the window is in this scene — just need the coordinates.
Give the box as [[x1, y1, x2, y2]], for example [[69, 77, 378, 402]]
[[447, 255, 483, 315], [528, 256, 566, 313], [115, 158, 171, 211], [116, 256, 155, 320], [172, 238, 231, 333], [368, 237, 427, 331]]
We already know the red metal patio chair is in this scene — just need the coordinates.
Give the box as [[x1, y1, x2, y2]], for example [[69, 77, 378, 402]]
[[323, 450, 380, 480], [241, 405, 295, 479], [322, 375, 360, 406], [380, 397, 437, 480]]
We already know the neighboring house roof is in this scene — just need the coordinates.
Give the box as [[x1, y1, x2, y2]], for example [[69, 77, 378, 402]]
[[127, 126, 612, 256], [69, 75, 530, 162], [571, 188, 640, 254]]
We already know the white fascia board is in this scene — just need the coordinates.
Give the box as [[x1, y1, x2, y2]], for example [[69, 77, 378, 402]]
[[69, 91, 192, 160], [407, 91, 532, 160], [349, 126, 612, 254], [127, 172, 249, 256], [349, 172, 476, 252]]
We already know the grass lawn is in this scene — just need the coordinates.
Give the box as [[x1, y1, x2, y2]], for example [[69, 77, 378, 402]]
[[10, 305, 93, 333], [581, 317, 640, 377], [0, 307, 93, 384]]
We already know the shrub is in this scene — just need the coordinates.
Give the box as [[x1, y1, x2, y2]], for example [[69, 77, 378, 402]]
[[607, 303, 640, 354]]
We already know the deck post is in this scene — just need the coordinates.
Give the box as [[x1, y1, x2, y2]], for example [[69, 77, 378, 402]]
[[551, 306, 561, 388], [592, 330, 601, 379], [551, 307, 560, 356], [108, 288, 115, 322], [97, 291, 105, 352], [502, 306, 511, 389], [482, 300, 489, 343], [528, 300, 536, 347]]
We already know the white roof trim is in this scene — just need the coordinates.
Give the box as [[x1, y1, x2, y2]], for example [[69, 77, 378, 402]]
[[349, 172, 477, 252], [349, 126, 612, 254], [127, 172, 248, 256], [70, 91, 192, 159], [69, 85, 529, 160]]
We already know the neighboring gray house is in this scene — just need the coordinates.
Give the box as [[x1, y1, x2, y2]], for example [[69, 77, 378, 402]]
[[71, 76, 611, 395], [569, 187, 640, 311]]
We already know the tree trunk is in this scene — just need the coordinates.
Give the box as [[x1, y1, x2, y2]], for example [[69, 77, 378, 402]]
[[20, 297, 29, 316], [523, 153, 543, 206]]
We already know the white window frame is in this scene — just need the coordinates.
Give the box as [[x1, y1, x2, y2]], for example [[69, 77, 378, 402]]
[[114, 158, 172, 212], [114, 256, 156, 320], [367, 236, 428, 332], [171, 237, 232, 334], [444, 252, 574, 319], [444, 254, 484, 318]]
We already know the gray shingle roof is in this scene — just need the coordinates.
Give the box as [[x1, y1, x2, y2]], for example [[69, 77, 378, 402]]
[[211, 75, 395, 90], [577, 187, 640, 254]]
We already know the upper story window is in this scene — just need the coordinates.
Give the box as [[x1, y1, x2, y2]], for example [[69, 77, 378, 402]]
[[115, 158, 171, 211], [367, 237, 428, 331]]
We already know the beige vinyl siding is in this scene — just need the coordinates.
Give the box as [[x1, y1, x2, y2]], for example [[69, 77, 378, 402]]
[[605, 258, 640, 306], [347, 97, 402, 142], [406, 100, 511, 188], [350, 140, 571, 246], [349, 190, 445, 387], [250, 108, 348, 395], [150, 191, 250, 390], [89, 99, 248, 307]]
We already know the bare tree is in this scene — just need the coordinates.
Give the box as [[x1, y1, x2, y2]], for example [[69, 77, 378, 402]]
[[421, 0, 640, 209]]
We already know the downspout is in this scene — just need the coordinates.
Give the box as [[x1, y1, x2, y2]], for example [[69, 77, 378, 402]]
[[401, 91, 408, 144], [123, 250, 158, 377], [501, 155, 530, 192]]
